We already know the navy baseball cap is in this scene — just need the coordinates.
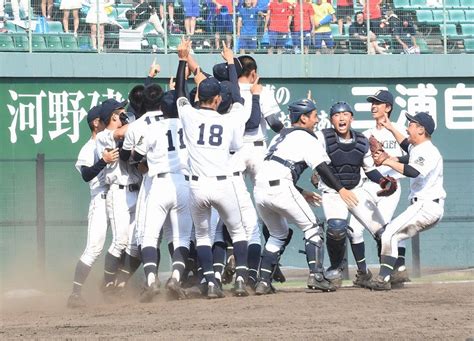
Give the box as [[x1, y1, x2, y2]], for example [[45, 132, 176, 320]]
[[217, 81, 233, 114], [198, 77, 221, 101], [212, 58, 243, 82], [161, 90, 178, 117], [100, 98, 128, 123], [405, 111, 435, 135], [366, 90, 394, 106], [87, 105, 102, 124]]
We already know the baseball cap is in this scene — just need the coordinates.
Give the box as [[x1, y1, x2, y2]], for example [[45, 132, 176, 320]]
[[366, 90, 394, 106], [405, 111, 435, 135], [217, 81, 233, 114], [100, 98, 128, 123], [87, 105, 102, 124], [212, 58, 243, 82], [198, 77, 221, 101], [160, 90, 178, 117]]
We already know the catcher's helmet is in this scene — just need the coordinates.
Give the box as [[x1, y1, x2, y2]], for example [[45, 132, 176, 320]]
[[288, 99, 316, 123], [329, 101, 353, 117]]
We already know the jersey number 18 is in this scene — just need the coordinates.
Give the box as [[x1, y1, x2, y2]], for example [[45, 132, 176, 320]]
[[197, 123, 223, 146]]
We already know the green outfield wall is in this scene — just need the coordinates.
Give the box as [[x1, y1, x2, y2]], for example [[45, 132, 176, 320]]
[[0, 53, 473, 285]]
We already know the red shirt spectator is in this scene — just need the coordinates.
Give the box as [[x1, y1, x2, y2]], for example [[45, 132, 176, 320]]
[[362, 0, 382, 20], [268, 0, 292, 32], [214, 0, 234, 14], [337, 0, 353, 7], [292, 1, 315, 32]]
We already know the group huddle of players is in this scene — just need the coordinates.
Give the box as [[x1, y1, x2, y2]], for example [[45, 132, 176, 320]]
[[67, 38, 446, 308]]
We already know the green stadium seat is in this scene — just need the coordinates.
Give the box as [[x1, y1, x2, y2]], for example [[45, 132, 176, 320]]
[[32, 34, 47, 50], [460, 0, 474, 8], [439, 23, 459, 36], [416, 37, 432, 53], [48, 21, 64, 33], [432, 9, 446, 24], [461, 23, 474, 35], [464, 38, 474, 51], [445, 0, 461, 7], [13, 34, 29, 50], [416, 9, 434, 23], [147, 35, 165, 50], [410, 0, 427, 8], [0, 35, 15, 51], [330, 24, 341, 37], [143, 23, 157, 35], [4, 21, 17, 32], [61, 34, 79, 50], [168, 34, 183, 49], [448, 9, 466, 23], [77, 35, 92, 50], [117, 20, 130, 29], [393, 0, 410, 9], [465, 10, 474, 21], [45, 35, 63, 50]]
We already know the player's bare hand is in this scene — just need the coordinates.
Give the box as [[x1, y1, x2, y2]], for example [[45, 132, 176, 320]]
[[169, 77, 176, 90], [137, 161, 149, 174], [148, 57, 160, 77], [194, 67, 207, 85], [338, 188, 358, 208], [221, 41, 234, 63], [307, 89, 312, 100], [379, 113, 394, 131], [250, 76, 262, 95], [103, 148, 119, 163], [177, 37, 191, 60], [302, 190, 322, 207]]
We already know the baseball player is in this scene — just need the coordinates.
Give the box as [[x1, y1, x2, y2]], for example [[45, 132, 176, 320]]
[[67, 105, 118, 308], [254, 99, 352, 295], [133, 90, 193, 302], [367, 111, 446, 290], [348, 90, 408, 288], [95, 99, 141, 299], [315, 101, 396, 287], [175, 39, 249, 298]]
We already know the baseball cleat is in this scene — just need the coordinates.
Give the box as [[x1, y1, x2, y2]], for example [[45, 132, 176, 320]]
[[166, 278, 187, 300], [232, 278, 249, 297], [272, 264, 286, 283], [221, 255, 236, 285], [184, 283, 206, 298], [367, 275, 392, 291], [353, 269, 373, 288], [139, 282, 160, 303], [67, 293, 86, 309], [207, 283, 225, 299], [255, 280, 275, 296], [390, 268, 410, 288], [307, 273, 337, 292]]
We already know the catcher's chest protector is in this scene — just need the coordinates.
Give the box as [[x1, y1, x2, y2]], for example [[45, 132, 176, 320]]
[[322, 128, 368, 190]]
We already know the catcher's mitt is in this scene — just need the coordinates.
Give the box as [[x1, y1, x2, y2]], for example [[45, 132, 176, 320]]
[[369, 135, 390, 167], [377, 176, 397, 197]]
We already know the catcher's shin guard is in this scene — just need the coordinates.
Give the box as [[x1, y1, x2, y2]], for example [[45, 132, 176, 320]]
[[326, 219, 348, 269]]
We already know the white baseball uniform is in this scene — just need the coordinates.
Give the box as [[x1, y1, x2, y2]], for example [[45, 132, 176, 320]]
[[348, 123, 407, 243], [75, 137, 108, 267], [96, 128, 141, 258], [381, 140, 446, 257], [134, 117, 192, 252], [238, 82, 281, 184], [176, 96, 247, 247], [316, 130, 386, 237], [254, 128, 329, 252]]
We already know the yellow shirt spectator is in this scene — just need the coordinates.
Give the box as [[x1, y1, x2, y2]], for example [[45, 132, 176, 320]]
[[312, 0, 335, 33]]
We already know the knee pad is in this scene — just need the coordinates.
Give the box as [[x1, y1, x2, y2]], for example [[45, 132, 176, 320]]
[[327, 219, 348, 241], [304, 223, 323, 247]]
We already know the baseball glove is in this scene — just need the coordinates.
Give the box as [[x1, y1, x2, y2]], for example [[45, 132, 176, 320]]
[[377, 176, 397, 197], [369, 135, 390, 167]]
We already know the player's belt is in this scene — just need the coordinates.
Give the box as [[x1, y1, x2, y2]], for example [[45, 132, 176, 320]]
[[269, 180, 280, 186], [411, 197, 440, 204], [185, 173, 239, 181], [116, 184, 140, 192], [253, 141, 264, 146], [157, 173, 188, 181]]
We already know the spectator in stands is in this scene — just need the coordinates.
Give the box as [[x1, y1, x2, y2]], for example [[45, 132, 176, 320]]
[[213, 0, 234, 49], [378, 9, 400, 36], [312, 0, 336, 54], [158, 0, 176, 32], [349, 11, 387, 54], [125, 1, 165, 35], [183, 0, 200, 35], [336, 0, 353, 35], [361, 0, 382, 34], [264, 0, 292, 54], [394, 15, 419, 54], [291, 0, 314, 54], [84, 0, 114, 51], [237, 0, 259, 54], [42, 0, 54, 19], [61, 0, 82, 36]]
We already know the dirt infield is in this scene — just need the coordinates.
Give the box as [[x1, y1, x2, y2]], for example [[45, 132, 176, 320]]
[[2, 277, 473, 340]]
